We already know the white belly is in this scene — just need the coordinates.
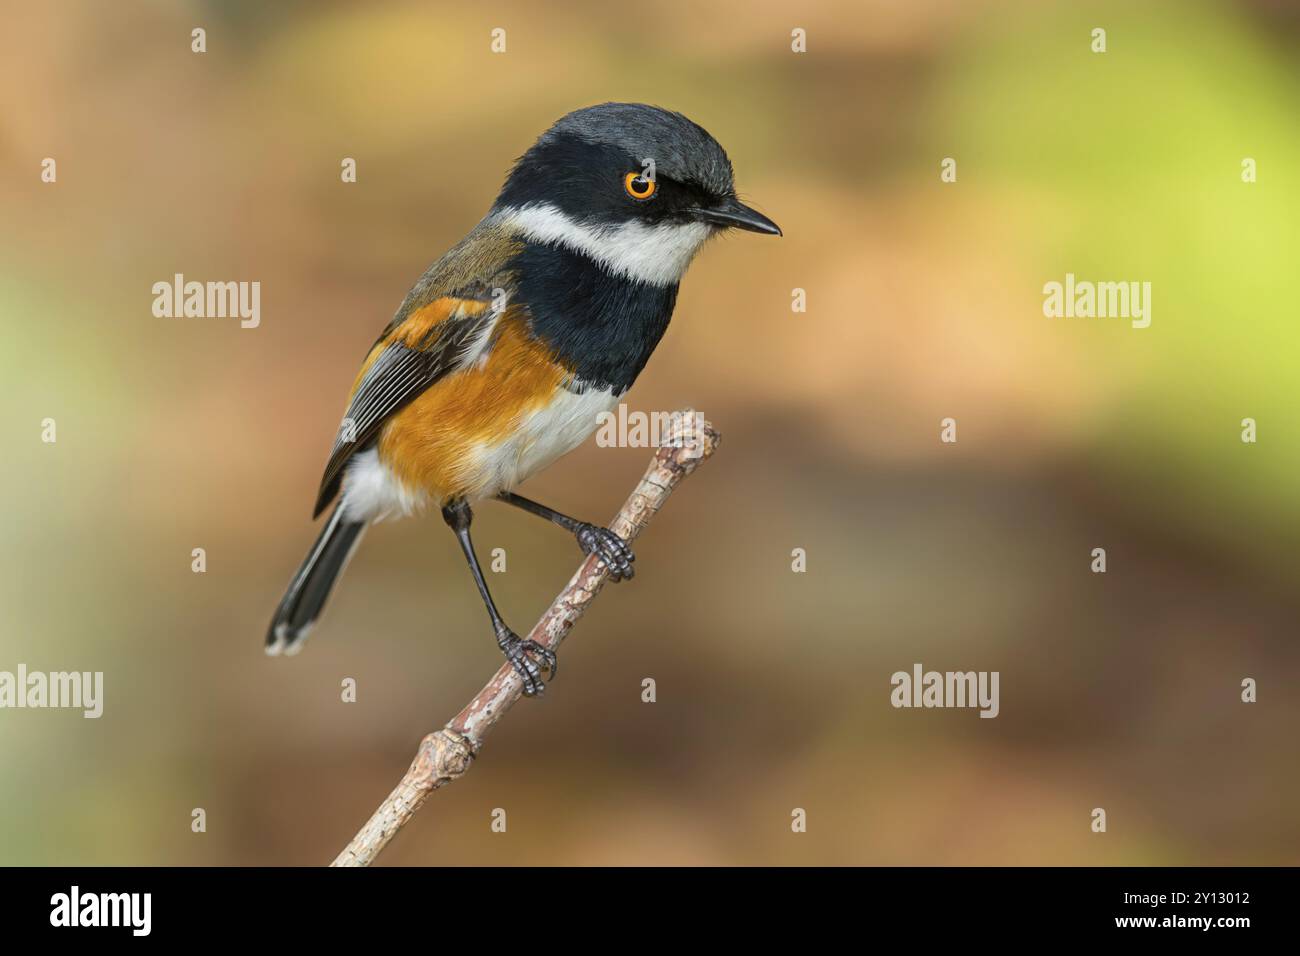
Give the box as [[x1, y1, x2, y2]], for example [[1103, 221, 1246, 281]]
[[340, 386, 619, 522], [471, 386, 620, 497], [340, 448, 429, 522]]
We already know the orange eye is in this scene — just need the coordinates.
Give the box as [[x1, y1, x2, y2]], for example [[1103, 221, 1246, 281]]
[[623, 171, 657, 200]]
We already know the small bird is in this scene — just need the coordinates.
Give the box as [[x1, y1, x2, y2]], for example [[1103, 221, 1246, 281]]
[[266, 103, 780, 694]]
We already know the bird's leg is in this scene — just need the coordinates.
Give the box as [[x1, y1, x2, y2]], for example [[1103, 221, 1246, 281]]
[[496, 491, 635, 581], [441, 499, 556, 696]]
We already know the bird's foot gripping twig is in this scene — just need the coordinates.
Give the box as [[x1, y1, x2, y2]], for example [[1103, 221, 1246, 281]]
[[330, 411, 719, 867], [574, 523, 635, 581], [497, 626, 556, 697]]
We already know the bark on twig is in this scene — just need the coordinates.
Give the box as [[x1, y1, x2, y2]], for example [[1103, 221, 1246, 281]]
[[330, 412, 720, 867]]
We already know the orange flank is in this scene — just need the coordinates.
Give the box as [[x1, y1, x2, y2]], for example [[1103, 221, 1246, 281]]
[[377, 311, 569, 502]]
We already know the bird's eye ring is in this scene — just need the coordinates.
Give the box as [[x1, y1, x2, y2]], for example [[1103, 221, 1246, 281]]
[[624, 172, 657, 201]]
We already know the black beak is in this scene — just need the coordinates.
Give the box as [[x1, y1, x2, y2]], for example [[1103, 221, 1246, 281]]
[[694, 197, 782, 236]]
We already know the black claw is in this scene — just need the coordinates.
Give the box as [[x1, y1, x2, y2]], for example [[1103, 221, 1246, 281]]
[[575, 524, 636, 582], [498, 628, 557, 696]]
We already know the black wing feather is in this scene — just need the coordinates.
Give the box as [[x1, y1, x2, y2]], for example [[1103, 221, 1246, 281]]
[[312, 306, 497, 517]]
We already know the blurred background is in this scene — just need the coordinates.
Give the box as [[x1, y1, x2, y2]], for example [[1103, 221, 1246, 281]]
[[1, 0, 1297, 865]]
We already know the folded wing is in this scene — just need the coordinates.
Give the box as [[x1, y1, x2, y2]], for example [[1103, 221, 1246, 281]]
[[312, 292, 501, 517]]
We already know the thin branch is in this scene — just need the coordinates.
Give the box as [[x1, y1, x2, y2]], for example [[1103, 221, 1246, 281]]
[[330, 412, 720, 867]]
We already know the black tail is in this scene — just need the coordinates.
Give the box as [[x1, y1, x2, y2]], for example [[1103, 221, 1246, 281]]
[[266, 504, 367, 656]]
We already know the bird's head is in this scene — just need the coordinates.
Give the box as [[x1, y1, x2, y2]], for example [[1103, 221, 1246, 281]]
[[492, 102, 780, 286]]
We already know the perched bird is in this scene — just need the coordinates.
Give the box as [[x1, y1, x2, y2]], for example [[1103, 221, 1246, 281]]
[[266, 102, 780, 694]]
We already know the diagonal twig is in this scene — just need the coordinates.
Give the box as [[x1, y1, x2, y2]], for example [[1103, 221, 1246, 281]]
[[330, 412, 720, 866]]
